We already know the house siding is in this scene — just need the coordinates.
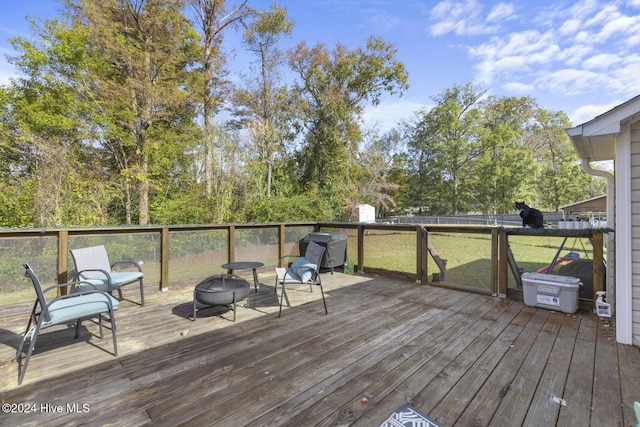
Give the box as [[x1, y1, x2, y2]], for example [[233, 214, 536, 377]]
[[631, 120, 640, 346]]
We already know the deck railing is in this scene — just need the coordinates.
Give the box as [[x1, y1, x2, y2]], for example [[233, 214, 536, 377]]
[[0, 222, 608, 307]]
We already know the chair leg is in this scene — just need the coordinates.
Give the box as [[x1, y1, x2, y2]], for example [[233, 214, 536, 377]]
[[16, 335, 27, 362], [98, 314, 104, 339], [109, 308, 118, 357], [192, 290, 197, 321], [18, 324, 41, 385], [319, 284, 328, 314], [74, 319, 82, 339], [16, 310, 37, 361], [139, 279, 145, 306], [278, 283, 286, 318], [15, 324, 35, 362], [22, 301, 38, 336]]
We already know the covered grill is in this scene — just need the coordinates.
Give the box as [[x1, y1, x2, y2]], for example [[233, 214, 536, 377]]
[[299, 232, 348, 272]]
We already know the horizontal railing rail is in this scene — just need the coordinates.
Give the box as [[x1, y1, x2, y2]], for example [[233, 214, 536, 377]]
[[0, 222, 610, 308]]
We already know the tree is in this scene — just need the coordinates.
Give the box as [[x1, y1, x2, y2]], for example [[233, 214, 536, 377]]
[[525, 108, 604, 210], [235, 2, 294, 198], [68, 0, 200, 225], [5, 18, 114, 226], [187, 0, 254, 200], [473, 96, 538, 214], [287, 36, 408, 216], [0, 84, 36, 227], [345, 129, 401, 218], [405, 82, 486, 214]]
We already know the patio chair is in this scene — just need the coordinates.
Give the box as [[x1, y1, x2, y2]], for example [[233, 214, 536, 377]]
[[16, 263, 119, 385], [275, 241, 327, 317], [70, 245, 145, 306]]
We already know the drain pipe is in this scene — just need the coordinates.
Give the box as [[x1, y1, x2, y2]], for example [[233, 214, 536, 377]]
[[580, 159, 615, 313], [581, 159, 614, 220]]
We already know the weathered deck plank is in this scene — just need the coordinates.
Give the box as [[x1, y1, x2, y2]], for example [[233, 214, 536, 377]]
[[0, 272, 638, 427], [426, 301, 525, 425], [523, 314, 580, 426], [238, 294, 486, 426], [489, 311, 563, 426], [618, 342, 640, 427], [591, 318, 624, 426], [556, 313, 596, 427], [321, 294, 492, 427]]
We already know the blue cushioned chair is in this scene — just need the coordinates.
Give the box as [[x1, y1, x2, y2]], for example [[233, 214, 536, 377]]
[[275, 241, 327, 317], [16, 264, 119, 385], [71, 245, 145, 306]]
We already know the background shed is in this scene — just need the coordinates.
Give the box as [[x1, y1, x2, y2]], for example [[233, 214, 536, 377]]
[[559, 195, 606, 222], [352, 204, 375, 223]]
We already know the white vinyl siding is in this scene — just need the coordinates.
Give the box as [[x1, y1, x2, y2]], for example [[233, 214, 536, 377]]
[[630, 120, 640, 346]]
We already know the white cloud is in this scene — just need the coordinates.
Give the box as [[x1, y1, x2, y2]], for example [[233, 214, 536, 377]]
[[558, 19, 581, 36], [567, 0, 602, 23], [591, 13, 638, 43], [429, 0, 499, 36], [469, 30, 561, 83], [582, 53, 622, 69], [559, 44, 594, 66], [623, 25, 640, 46], [611, 54, 640, 93], [486, 3, 516, 23], [502, 81, 534, 94], [535, 68, 609, 96], [444, 0, 640, 101], [470, 30, 554, 59], [584, 4, 620, 28], [570, 102, 621, 125]]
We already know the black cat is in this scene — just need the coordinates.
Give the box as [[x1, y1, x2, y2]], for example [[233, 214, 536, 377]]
[[515, 202, 544, 229]]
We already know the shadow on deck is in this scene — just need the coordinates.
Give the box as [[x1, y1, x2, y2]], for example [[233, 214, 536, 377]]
[[1, 272, 638, 426]]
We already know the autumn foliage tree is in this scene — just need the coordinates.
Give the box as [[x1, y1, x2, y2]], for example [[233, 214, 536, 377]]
[[287, 36, 408, 216]]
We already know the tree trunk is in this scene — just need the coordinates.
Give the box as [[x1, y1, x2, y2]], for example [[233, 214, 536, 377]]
[[203, 44, 214, 198], [138, 155, 149, 225]]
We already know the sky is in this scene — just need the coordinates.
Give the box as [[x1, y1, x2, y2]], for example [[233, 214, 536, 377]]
[[1, 0, 639, 132]]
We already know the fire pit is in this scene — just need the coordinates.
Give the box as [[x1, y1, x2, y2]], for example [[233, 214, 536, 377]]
[[193, 274, 251, 322]]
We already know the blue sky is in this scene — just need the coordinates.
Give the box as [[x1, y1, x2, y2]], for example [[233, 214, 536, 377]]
[[1, 0, 639, 131]]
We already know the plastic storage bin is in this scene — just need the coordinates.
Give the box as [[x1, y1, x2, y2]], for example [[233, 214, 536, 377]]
[[521, 272, 582, 314]]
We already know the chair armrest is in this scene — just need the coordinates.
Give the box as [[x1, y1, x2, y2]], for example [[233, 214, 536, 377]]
[[67, 280, 107, 293], [75, 268, 112, 283], [111, 260, 143, 272], [45, 288, 117, 312], [43, 280, 110, 294]]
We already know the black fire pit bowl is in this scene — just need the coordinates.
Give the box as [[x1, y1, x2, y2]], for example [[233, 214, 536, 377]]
[[193, 274, 251, 321]]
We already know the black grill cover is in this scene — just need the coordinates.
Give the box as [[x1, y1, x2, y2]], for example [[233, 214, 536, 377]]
[[299, 232, 347, 269]]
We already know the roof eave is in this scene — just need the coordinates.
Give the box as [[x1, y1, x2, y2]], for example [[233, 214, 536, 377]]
[[566, 95, 640, 162]]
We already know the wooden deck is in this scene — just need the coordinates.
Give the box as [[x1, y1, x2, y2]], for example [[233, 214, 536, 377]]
[[1, 272, 639, 426]]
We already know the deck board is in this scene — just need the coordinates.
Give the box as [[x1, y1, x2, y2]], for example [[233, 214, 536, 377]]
[[1, 272, 638, 426], [556, 315, 595, 427], [427, 302, 525, 425], [591, 318, 624, 426], [523, 314, 580, 426]]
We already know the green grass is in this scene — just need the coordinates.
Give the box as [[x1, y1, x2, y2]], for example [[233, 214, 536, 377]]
[[347, 231, 598, 291]]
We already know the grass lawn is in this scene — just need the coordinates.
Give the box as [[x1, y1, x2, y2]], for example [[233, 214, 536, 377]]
[[347, 230, 598, 291]]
